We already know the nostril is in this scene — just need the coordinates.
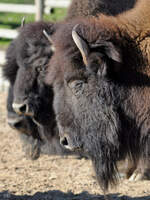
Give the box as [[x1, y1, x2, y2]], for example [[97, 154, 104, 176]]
[[13, 121, 22, 129], [7, 117, 23, 129], [60, 137, 68, 146], [19, 104, 27, 113], [12, 103, 28, 114], [8, 121, 22, 129]]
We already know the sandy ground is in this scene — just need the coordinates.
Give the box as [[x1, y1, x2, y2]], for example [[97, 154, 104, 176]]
[[0, 92, 150, 200]]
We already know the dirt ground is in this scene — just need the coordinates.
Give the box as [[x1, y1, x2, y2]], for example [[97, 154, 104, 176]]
[[0, 92, 150, 200]]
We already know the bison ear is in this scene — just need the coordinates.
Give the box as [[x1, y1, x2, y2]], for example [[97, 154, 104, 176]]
[[102, 41, 122, 63], [91, 41, 122, 63]]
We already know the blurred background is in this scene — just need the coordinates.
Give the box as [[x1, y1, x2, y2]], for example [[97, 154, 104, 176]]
[[0, 0, 70, 91], [0, 0, 69, 49]]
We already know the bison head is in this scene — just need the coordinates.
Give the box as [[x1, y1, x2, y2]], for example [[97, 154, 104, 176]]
[[12, 22, 56, 126]]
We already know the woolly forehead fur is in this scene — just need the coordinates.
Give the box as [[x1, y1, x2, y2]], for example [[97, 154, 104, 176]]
[[18, 21, 56, 41], [46, 16, 119, 85], [46, 0, 150, 84]]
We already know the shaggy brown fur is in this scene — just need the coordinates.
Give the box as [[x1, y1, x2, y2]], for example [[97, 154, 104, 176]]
[[3, 0, 147, 179], [3, 21, 73, 160], [47, 0, 150, 87], [46, 0, 150, 191], [66, 0, 137, 19], [2, 0, 138, 161]]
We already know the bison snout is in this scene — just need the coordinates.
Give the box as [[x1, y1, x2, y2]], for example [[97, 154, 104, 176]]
[[60, 136, 73, 150], [12, 102, 33, 117], [60, 136, 68, 146], [7, 115, 24, 130], [60, 136, 74, 151]]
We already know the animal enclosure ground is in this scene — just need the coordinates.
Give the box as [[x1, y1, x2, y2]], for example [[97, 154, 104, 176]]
[[0, 92, 150, 200]]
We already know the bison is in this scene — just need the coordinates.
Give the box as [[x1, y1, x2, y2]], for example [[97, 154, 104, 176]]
[[46, 0, 150, 191], [3, 21, 73, 159]]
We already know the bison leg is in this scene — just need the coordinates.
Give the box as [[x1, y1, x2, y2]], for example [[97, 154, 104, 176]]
[[128, 159, 150, 181], [20, 134, 41, 160], [125, 159, 137, 179]]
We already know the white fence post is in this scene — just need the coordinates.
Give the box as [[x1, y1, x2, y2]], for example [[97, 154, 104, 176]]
[[35, 0, 44, 21]]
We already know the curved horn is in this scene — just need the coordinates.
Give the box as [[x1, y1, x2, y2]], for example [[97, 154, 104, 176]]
[[43, 29, 53, 44], [72, 24, 90, 66], [21, 17, 25, 27], [43, 29, 55, 52]]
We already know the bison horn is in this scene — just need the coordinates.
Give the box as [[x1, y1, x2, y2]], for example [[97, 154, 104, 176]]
[[72, 24, 90, 67], [21, 17, 25, 27], [43, 29, 55, 52]]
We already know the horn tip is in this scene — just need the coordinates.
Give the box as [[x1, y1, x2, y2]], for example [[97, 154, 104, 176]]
[[72, 24, 80, 32], [21, 17, 25, 27]]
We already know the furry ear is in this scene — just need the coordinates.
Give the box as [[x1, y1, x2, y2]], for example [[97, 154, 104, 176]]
[[91, 41, 122, 63], [86, 41, 122, 75], [72, 24, 122, 74]]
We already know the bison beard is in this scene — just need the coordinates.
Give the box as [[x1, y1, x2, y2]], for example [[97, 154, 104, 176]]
[[54, 74, 126, 191], [79, 86, 122, 190]]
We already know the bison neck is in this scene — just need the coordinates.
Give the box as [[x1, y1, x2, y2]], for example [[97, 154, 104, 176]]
[[101, 0, 150, 75], [119, 0, 150, 75], [117, 0, 150, 39]]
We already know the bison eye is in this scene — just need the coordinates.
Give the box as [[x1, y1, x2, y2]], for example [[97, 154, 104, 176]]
[[36, 66, 43, 73], [68, 80, 84, 89], [68, 80, 84, 96]]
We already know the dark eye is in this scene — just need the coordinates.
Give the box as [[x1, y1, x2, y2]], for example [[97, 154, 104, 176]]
[[36, 66, 43, 73], [68, 80, 84, 96]]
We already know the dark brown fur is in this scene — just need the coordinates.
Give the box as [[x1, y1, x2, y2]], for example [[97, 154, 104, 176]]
[[3, 22, 72, 159], [46, 0, 150, 191], [3, 0, 148, 176], [2, 0, 137, 160], [66, 0, 137, 19]]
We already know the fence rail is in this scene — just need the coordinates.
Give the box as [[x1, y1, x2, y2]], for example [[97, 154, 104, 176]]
[[0, 0, 70, 39], [0, 29, 18, 39], [0, 51, 5, 65], [45, 0, 70, 8], [0, 68, 9, 92], [0, 51, 9, 92], [0, 3, 36, 13], [0, 0, 70, 14]]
